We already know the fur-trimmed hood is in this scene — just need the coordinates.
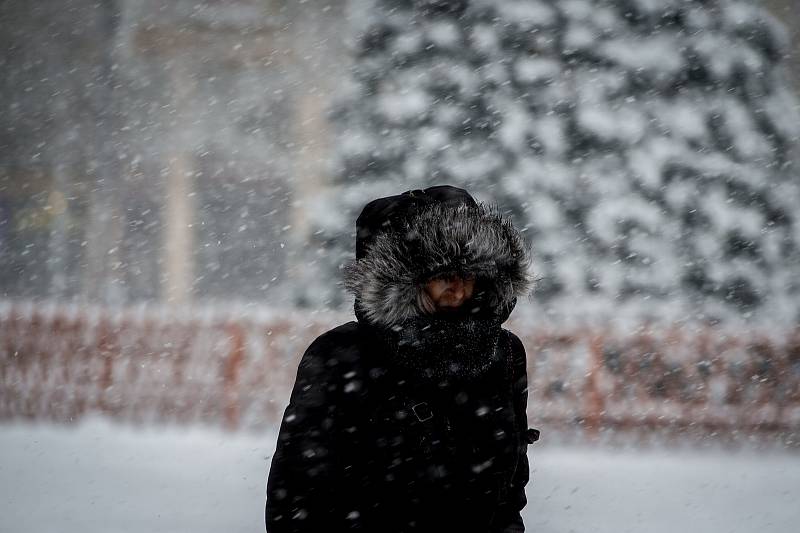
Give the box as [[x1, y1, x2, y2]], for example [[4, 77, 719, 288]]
[[343, 195, 532, 327]]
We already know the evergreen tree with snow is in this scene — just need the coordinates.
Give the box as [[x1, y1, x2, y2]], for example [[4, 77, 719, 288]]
[[322, 0, 800, 326]]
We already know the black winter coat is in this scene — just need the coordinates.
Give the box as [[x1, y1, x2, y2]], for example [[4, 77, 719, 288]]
[[266, 186, 535, 533], [265, 320, 531, 533]]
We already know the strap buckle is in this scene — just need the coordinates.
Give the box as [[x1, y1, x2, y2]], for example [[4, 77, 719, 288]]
[[412, 402, 433, 422]]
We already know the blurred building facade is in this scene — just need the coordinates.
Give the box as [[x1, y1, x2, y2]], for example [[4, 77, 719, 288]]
[[0, 0, 348, 305], [1, 0, 798, 308]]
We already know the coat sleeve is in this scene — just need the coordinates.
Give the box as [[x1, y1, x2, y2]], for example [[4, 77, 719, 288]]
[[265, 333, 343, 533], [492, 330, 531, 533]]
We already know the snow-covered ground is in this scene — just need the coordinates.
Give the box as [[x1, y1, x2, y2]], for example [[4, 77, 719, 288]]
[[1, 419, 798, 533]]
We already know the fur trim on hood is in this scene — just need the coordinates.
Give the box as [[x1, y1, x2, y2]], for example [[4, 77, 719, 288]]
[[343, 201, 532, 327]]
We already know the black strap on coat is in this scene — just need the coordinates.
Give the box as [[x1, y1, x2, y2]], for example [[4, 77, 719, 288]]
[[400, 332, 539, 489]]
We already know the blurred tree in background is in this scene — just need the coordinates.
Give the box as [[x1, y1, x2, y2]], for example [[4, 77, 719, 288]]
[[322, 0, 800, 326], [1, 0, 799, 328]]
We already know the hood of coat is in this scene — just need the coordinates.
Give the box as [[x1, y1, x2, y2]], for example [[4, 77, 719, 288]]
[[343, 189, 532, 328]]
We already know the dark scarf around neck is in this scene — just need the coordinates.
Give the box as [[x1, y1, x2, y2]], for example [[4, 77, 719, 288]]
[[378, 311, 503, 381]]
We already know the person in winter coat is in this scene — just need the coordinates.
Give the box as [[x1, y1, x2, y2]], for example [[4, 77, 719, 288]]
[[265, 185, 538, 533]]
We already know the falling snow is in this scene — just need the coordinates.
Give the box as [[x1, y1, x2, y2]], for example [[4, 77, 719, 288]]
[[1, 1, 800, 531]]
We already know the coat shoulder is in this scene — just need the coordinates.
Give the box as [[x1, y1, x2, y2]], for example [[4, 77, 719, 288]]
[[501, 328, 526, 358], [300, 321, 370, 371], [288, 321, 367, 408], [307, 321, 362, 353], [310, 320, 359, 341], [501, 328, 528, 379], [501, 328, 523, 347]]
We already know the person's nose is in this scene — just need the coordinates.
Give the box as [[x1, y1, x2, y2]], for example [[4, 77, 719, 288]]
[[447, 279, 466, 302]]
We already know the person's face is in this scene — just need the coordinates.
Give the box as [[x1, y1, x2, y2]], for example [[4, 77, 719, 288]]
[[424, 274, 476, 310]]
